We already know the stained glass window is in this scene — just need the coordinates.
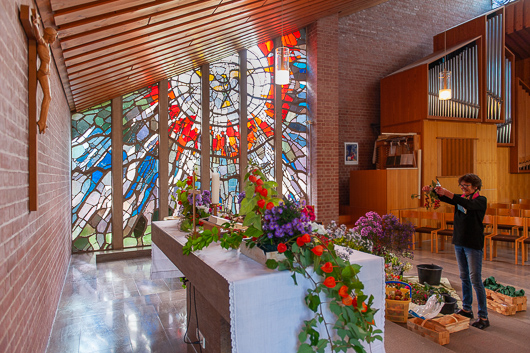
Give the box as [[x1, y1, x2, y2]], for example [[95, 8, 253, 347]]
[[122, 85, 159, 247], [247, 41, 276, 182], [168, 69, 202, 214], [210, 54, 241, 213], [71, 101, 113, 252], [281, 29, 309, 201]]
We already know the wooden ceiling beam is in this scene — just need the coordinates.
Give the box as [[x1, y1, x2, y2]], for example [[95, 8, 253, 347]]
[[70, 22, 304, 100], [64, 0, 347, 72]]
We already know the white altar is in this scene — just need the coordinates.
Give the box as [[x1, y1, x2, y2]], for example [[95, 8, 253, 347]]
[[152, 220, 386, 353]]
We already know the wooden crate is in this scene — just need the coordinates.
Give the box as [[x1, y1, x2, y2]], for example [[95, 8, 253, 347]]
[[487, 295, 517, 316], [407, 318, 450, 345], [485, 288, 527, 312], [432, 314, 470, 333]]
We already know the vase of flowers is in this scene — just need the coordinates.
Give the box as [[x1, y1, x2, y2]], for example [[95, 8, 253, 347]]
[[173, 175, 211, 232]]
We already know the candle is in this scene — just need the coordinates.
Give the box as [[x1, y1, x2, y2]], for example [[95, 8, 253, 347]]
[[211, 172, 220, 204]]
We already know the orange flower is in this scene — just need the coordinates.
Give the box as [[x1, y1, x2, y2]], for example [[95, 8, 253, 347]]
[[296, 237, 305, 247], [342, 295, 353, 306], [323, 276, 336, 288], [277, 243, 287, 253], [300, 233, 311, 243], [338, 285, 349, 297], [362, 302, 368, 313], [257, 199, 266, 208], [249, 175, 257, 183], [266, 202, 274, 210], [311, 245, 324, 256], [256, 178, 264, 186], [321, 262, 334, 273]]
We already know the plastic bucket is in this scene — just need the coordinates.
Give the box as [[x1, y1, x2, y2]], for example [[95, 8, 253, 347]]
[[417, 264, 443, 285], [440, 294, 457, 315]]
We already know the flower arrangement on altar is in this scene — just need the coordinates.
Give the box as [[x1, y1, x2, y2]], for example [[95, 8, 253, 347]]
[[181, 166, 382, 352], [173, 175, 211, 232]]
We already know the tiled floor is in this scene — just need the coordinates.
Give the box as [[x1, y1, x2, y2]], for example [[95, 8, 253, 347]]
[[47, 240, 530, 353], [46, 254, 188, 353]]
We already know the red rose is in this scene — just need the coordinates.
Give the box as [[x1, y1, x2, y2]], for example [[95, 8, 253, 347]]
[[260, 188, 268, 197], [277, 243, 287, 253], [342, 295, 353, 306], [338, 285, 349, 298], [256, 178, 264, 186], [257, 199, 266, 208], [266, 202, 274, 210], [311, 245, 324, 256], [249, 175, 257, 183], [255, 185, 263, 193], [321, 262, 333, 273], [296, 237, 305, 247], [323, 276, 336, 288], [178, 201, 182, 205], [300, 233, 311, 243]]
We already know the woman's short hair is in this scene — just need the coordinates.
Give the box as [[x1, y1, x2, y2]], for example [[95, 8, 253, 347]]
[[458, 173, 482, 190]]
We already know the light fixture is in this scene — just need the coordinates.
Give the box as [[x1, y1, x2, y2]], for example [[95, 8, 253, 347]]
[[275, 0, 289, 85], [439, 25, 451, 100]]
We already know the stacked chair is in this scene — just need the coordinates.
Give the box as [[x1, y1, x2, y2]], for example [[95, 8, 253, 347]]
[[485, 215, 527, 264]]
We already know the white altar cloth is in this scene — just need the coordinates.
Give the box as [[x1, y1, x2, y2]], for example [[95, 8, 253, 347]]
[[152, 220, 385, 353]]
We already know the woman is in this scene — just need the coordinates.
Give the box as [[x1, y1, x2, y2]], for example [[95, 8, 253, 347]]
[[422, 173, 489, 329]]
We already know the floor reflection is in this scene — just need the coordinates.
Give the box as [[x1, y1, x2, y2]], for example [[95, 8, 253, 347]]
[[46, 254, 187, 353]]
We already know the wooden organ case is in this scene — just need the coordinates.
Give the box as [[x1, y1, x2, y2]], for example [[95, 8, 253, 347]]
[[381, 3, 530, 175]]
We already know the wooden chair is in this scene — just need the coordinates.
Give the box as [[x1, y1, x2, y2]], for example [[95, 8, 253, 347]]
[[399, 210, 421, 250], [432, 212, 454, 253], [497, 208, 522, 236], [399, 210, 442, 250], [516, 216, 530, 265], [518, 198, 530, 205], [416, 211, 443, 252], [482, 214, 496, 260], [489, 203, 510, 209], [486, 215, 526, 263], [511, 203, 530, 211]]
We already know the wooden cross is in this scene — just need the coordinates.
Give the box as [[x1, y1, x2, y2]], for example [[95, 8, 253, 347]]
[[19, 5, 38, 211]]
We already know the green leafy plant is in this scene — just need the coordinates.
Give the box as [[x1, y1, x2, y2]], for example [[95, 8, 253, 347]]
[[266, 236, 382, 352]]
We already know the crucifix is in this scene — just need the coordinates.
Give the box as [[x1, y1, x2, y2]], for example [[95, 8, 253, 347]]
[[19, 5, 57, 211]]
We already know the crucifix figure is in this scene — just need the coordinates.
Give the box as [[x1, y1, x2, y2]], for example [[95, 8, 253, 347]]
[[32, 15, 57, 134]]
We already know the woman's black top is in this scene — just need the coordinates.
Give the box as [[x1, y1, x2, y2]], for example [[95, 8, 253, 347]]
[[439, 193, 487, 250]]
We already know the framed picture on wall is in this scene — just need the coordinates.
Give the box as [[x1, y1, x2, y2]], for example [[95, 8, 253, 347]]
[[345, 142, 358, 165]]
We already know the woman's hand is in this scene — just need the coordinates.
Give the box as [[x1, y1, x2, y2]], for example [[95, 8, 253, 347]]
[[434, 186, 450, 197], [422, 185, 432, 192]]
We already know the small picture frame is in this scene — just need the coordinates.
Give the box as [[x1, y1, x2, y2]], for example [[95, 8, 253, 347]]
[[345, 142, 358, 165]]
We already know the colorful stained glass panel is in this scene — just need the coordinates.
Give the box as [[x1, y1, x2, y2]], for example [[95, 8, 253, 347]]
[[247, 41, 275, 182], [281, 29, 309, 201], [168, 69, 202, 214], [122, 85, 159, 247], [71, 101, 112, 252], [210, 54, 240, 213]]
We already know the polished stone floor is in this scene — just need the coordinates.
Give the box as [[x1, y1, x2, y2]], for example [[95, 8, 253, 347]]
[[46, 254, 188, 353], [47, 240, 530, 353]]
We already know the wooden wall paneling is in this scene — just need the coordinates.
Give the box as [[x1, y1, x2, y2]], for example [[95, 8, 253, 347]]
[[506, 0, 515, 34], [386, 168, 419, 212], [515, 0, 524, 32], [380, 65, 427, 130], [422, 120, 498, 203], [349, 170, 387, 222]]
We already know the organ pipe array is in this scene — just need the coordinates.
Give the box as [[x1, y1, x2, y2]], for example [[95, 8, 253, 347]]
[[487, 13, 504, 122], [497, 56, 512, 144], [428, 43, 480, 119]]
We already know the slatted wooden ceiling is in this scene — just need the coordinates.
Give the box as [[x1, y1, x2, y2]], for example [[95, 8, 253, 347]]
[[35, 0, 388, 112]]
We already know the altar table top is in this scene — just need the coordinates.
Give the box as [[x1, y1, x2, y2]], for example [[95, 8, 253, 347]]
[[152, 220, 385, 353]]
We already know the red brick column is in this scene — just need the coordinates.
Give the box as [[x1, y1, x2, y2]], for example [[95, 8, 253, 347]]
[[307, 14, 339, 225]]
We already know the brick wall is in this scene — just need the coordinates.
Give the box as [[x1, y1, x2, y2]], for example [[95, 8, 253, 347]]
[[0, 1, 72, 352], [308, 14, 340, 225], [337, 0, 492, 205]]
